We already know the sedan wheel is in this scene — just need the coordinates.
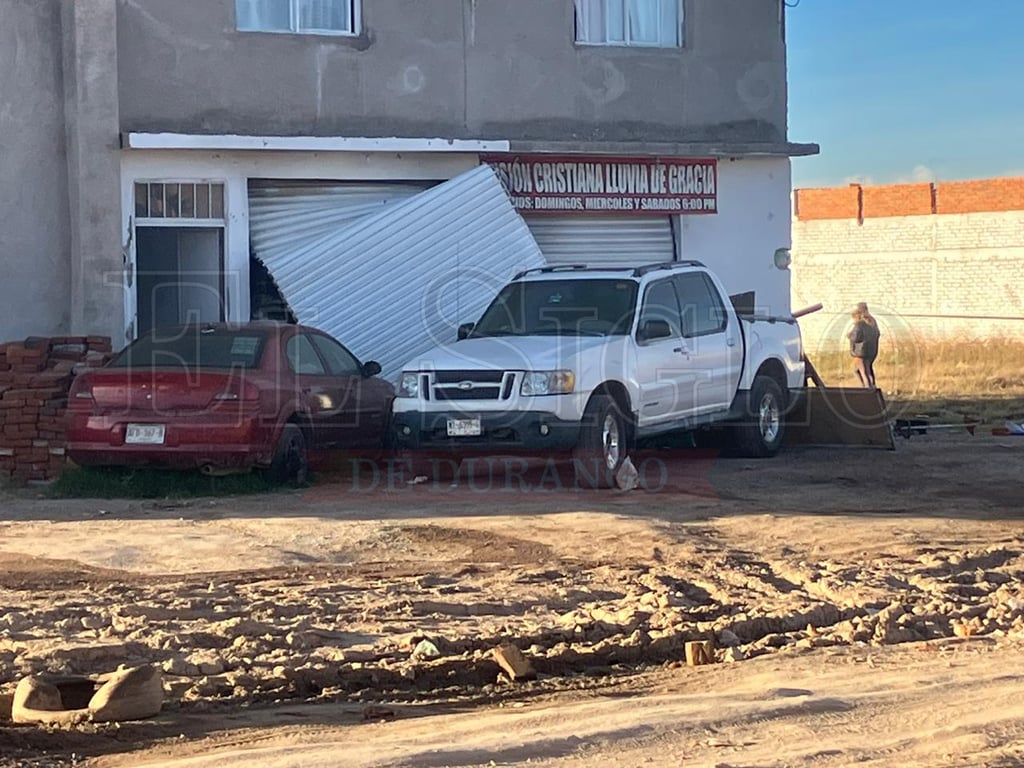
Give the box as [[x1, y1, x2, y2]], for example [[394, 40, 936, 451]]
[[267, 424, 309, 486]]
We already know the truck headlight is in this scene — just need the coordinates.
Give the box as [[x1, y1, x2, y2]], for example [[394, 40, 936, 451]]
[[521, 370, 575, 396], [397, 372, 421, 398]]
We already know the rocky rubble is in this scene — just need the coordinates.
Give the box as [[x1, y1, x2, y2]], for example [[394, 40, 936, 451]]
[[3, 535, 1024, 718]]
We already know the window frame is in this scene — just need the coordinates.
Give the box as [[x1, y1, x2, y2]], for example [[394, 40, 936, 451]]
[[308, 333, 363, 377], [636, 278, 683, 344], [574, 0, 684, 49], [673, 273, 729, 339], [235, 0, 361, 38], [285, 333, 328, 376]]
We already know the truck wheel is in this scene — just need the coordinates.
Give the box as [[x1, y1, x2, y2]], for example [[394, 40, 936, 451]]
[[731, 375, 786, 458], [266, 424, 309, 486], [573, 394, 628, 489]]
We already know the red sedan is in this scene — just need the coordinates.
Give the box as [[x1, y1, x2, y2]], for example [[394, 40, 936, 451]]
[[66, 323, 394, 483]]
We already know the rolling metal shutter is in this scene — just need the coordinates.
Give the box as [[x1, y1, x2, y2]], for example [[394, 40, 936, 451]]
[[525, 215, 676, 267], [248, 181, 433, 261]]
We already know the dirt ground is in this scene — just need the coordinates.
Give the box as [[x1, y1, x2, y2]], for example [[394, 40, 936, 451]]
[[2, 428, 1024, 767]]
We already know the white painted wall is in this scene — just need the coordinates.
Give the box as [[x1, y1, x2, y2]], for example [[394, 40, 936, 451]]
[[678, 157, 793, 315], [121, 151, 796, 345], [120, 150, 479, 339]]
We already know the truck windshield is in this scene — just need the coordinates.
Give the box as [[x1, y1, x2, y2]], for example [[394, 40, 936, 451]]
[[472, 279, 638, 337]]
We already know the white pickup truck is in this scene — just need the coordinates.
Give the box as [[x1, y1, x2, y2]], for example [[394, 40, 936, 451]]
[[392, 262, 805, 485]]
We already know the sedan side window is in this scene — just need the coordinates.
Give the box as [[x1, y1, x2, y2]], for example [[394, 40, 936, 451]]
[[675, 273, 728, 337], [286, 334, 327, 375], [310, 334, 361, 376], [637, 279, 682, 342]]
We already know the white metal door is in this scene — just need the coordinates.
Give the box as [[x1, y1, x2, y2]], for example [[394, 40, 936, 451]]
[[252, 166, 546, 382], [634, 277, 695, 426], [674, 272, 741, 414], [248, 181, 433, 262], [526, 215, 675, 267]]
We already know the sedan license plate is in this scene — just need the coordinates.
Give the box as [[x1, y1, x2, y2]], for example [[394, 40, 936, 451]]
[[446, 418, 482, 437], [125, 424, 166, 445]]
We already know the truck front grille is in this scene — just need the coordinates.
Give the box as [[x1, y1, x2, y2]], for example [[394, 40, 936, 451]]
[[431, 370, 515, 401]]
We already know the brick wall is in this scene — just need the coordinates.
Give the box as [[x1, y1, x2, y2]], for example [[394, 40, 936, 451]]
[[792, 177, 1024, 356], [0, 337, 113, 484]]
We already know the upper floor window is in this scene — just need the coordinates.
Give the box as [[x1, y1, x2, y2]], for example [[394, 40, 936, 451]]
[[575, 0, 682, 48], [236, 0, 359, 36]]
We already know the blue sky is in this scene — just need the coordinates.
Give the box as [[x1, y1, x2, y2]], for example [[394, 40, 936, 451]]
[[786, 0, 1024, 189]]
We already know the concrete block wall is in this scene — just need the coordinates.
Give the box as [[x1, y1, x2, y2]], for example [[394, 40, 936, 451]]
[[792, 177, 1024, 358]]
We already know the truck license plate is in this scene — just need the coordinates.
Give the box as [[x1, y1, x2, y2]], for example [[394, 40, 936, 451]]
[[125, 424, 166, 445], [446, 418, 481, 437]]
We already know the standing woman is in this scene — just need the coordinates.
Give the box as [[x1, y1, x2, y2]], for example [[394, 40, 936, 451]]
[[849, 304, 880, 388]]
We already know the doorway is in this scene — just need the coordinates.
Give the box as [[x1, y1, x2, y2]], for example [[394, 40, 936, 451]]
[[136, 227, 225, 335]]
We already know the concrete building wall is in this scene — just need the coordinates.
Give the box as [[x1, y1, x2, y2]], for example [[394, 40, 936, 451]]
[[0, 0, 71, 340], [62, 0, 126, 346], [116, 0, 788, 145], [792, 178, 1024, 357]]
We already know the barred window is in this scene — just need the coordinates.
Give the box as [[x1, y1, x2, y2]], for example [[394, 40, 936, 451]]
[[134, 183, 225, 220]]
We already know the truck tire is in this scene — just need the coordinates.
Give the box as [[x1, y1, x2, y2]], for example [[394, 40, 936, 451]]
[[573, 394, 627, 489], [266, 424, 309, 486], [731, 375, 786, 458]]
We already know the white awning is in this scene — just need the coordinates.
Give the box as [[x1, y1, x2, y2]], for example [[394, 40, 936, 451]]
[[254, 165, 545, 382], [123, 133, 511, 153]]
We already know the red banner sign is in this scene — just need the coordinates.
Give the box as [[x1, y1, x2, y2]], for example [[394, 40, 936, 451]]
[[482, 155, 718, 215]]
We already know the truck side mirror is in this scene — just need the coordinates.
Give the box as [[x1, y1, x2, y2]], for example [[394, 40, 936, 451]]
[[638, 319, 672, 342], [457, 322, 475, 340], [361, 360, 382, 378]]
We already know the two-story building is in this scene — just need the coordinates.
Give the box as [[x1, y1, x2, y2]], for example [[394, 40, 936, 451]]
[[3, 0, 817, 359]]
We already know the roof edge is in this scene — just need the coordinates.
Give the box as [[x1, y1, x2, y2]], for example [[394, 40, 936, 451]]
[[505, 140, 821, 158]]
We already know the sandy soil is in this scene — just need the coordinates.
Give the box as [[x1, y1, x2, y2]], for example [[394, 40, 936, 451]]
[[2, 430, 1024, 767]]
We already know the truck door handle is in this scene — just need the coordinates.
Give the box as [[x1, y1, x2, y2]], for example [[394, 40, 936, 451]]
[[673, 347, 688, 355], [726, 337, 737, 347]]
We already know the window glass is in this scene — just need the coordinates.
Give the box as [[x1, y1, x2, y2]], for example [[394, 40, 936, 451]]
[[675, 273, 728, 337], [298, 0, 352, 32], [473, 279, 638, 338], [638, 279, 682, 340], [575, 0, 680, 47], [109, 329, 266, 370], [237, 0, 355, 33], [286, 334, 327, 375], [237, 0, 291, 31], [310, 334, 361, 375]]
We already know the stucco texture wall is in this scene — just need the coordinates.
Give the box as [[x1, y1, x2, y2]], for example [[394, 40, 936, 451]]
[[792, 178, 1024, 360], [115, 0, 787, 145], [0, 0, 71, 340]]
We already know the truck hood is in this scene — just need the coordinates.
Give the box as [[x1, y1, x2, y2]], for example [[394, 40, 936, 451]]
[[400, 334, 617, 373]]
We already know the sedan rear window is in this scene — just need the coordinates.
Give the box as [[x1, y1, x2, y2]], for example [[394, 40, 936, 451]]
[[108, 329, 268, 369]]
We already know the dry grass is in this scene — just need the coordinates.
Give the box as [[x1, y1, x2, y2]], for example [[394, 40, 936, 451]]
[[809, 339, 1024, 425]]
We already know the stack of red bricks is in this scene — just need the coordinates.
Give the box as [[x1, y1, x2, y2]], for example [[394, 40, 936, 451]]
[[0, 336, 114, 483]]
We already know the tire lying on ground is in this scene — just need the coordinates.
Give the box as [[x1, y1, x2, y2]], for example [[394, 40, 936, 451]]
[[12, 665, 163, 725]]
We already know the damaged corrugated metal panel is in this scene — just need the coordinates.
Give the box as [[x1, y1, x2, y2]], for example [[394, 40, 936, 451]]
[[249, 182, 432, 267], [527, 215, 675, 266], [255, 165, 546, 382]]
